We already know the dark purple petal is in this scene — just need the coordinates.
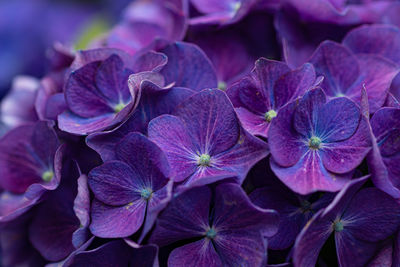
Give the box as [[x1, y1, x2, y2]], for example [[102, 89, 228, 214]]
[[235, 107, 269, 137], [168, 239, 222, 266], [320, 116, 371, 174], [131, 50, 168, 73], [160, 42, 218, 91], [58, 111, 115, 135], [149, 186, 211, 246], [293, 88, 326, 138], [88, 161, 142, 206], [343, 24, 400, 64], [148, 115, 197, 182], [342, 188, 400, 242], [309, 41, 359, 97], [89, 198, 146, 238], [269, 101, 307, 167], [293, 210, 333, 267], [315, 97, 360, 143], [273, 63, 316, 109], [174, 89, 240, 155]]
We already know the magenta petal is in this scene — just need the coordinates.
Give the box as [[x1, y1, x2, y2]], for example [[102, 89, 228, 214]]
[[271, 151, 352, 195], [320, 117, 371, 174], [148, 115, 197, 182], [309, 41, 359, 97], [89, 198, 146, 238], [168, 239, 222, 267]]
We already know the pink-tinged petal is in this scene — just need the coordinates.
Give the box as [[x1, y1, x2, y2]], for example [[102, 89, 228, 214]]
[[88, 161, 141, 206], [65, 62, 114, 118], [335, 230, 380, 267], [95, 55, 132, 104], [320, 116, 371, 174], [235, 107, 269, 138], [316, 97, 360, 143], [273, 63, 316, 109], [309, 41, 359, 97], [293, 88, 326, 138], [342, 188, 400, 242], [160, 42, 218, 91], [212, 129, 269, 183], [343, 24, 400, 63], [269, 101, 307, 167], [293, 210, 333, 267], [58, 111, 115, 135], [148, 115, 197, 182], [149, 186, 210, 246], [89, 198, 146, 238], [270, 151, 352, 195], [347, 54, 399, 113], [213, 230, 267, 267], [174, 89, 240, 155], [168, 239, 222, 267]]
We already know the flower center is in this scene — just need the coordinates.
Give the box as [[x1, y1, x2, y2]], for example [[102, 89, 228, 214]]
[[218, 81, 227, 91], [42, 170, 54, 182], [333, 220, 344, 232], [309, 136, 321, 150], [197, 154, 211, 167], [205, 227, 217, 239], [114, 103, 126, 113], [264, 110, 277, 122], [140, 188, 153, 200]]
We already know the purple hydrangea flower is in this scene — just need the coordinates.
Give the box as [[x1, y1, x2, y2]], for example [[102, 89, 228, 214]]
[[0, 121, 63, 222], [148, 88, 269, 186], [309, 40, 399, 113], [88, 133, 172, 238], [149, 182, 279, 266], [269, 88, 372, 194], [367, 107, 400, 198], [86, 41, 216, 160], [58, 48, 167, 135], [250, 177, 334, 250], [294, 176, 400, 267], [227, 58, 317, 137]]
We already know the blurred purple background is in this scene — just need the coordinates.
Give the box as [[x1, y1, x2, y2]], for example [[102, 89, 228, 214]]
[[0, 0, 132, 100]]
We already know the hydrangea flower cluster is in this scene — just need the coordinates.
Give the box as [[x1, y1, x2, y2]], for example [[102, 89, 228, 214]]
[[2, 0, 400, 266]]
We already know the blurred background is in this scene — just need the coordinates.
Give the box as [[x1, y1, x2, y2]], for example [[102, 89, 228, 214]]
[[0, 0, 133, 100]]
